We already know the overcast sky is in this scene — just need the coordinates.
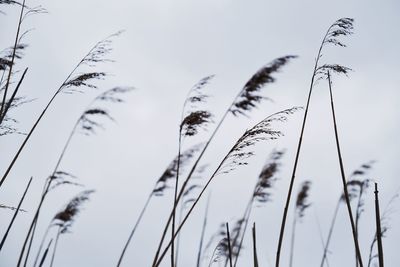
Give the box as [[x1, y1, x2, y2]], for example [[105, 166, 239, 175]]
[[1, 0, 400, 266]]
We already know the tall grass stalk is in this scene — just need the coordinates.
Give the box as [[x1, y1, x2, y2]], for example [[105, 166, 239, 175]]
[[196, 193, 211, 267], [252, 223, 259, 267], [38, 239, 52, 267], [275, 18, 354, 267], [226, 223, 233, 267], [327, 71, 363, 266], [374, 183, 384, 267], [0, 176, 32, 251]]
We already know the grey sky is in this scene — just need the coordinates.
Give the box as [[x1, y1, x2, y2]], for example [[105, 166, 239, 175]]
[[1, 0, 400, 266]]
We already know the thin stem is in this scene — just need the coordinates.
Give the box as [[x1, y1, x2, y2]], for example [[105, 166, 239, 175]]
[[275, 25, 331, 267], [174, 200, 184, 267], [38, 239, 52, 267], [232, 198, 253, 267], [252, 223, 259, 267], [289, 214, 297, 267], [374, 183, 384, 267], [226, 223, 233, 267], [33, 225, 52, 267], [320, 199, 341, 267], [0, 176, 32, 251], [116, 192, 152, 267], [196, 193, 211, 267], [171, 134, 182, 267], [327, 71, 363, 267], [49, 227, 61, 267]]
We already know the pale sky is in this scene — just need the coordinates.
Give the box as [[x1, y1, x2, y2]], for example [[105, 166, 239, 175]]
[[1, 0, 400, 266]]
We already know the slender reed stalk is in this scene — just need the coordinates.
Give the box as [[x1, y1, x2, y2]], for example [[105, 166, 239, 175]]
[[49, 227, 61, 267], [196, 193, 211, 267], [320, 199, 340, 267], [38, 239, 52, 267], [153, 108, 300, 267], [152, 56, 296, 265], [0, 176, 32, 251], [374, 183, 384, 267], [275, 18, 354, 267], [226, 223, 233, 267], [327, 71, 363, 266], [252, 223, 259, 267]]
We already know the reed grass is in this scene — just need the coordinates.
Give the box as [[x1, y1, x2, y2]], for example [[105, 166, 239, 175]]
[[275, 18, 354, 267]]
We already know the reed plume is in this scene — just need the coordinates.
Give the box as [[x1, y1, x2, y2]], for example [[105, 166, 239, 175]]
[[275, 18, 354, 267], [48, 190, 94, 267]]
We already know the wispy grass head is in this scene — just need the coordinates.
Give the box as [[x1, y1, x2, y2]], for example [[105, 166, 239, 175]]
[[180, 110, 212, 137], [52, 190, 94, 233], [180, 75, 214, 138], [253, 149, 285, 204], [77, 86, 133, 135], [60, 31, 123, 94], [344, 161, 375, 201], [218, 107, 301, 175], [153, 143, 203, 196], [230, 55, 297, 117], [313, 18, 354, 83], [48, 171, 81, 191], [295, 181, 312, 219]]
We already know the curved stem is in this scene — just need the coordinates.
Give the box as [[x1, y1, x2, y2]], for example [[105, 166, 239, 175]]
[[196, 193, 211, 267], [320, 199, 341, 267], [49, 227, 61, 267], [0, 176, 32, 251], [275, 25, 331, 267], [327, 72, 363, 267]]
